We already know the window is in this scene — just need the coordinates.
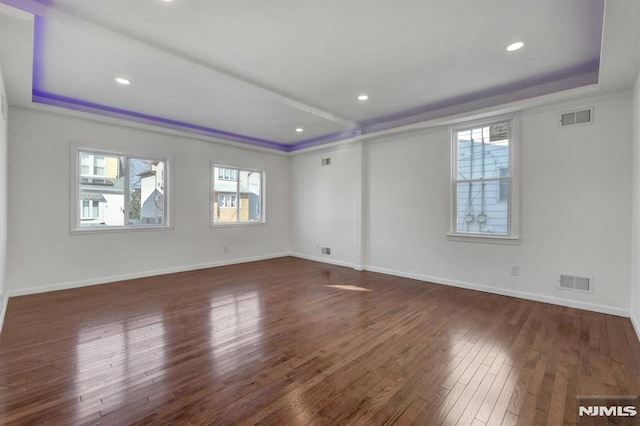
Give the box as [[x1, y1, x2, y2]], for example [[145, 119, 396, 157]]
[[74, 148, 169, 230], [218, 194, 237, 208], [81, 200, 100, 219], [80, 153, 107, 177], [450, 119, 517, 241], [212, 164, 264, 225], [218, 168, 238, 180]]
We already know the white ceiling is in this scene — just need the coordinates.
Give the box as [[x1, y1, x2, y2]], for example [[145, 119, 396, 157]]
[[0, 0, 638, 151]]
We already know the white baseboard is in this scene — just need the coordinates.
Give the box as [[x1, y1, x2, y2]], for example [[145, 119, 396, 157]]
[[7, 253, 632, 321], [0, 293, 8, 333], [288, 252, 356, 269], [631, 312, 640, 343], [8, 253, 290, 297], [362, 265, 630, 318]]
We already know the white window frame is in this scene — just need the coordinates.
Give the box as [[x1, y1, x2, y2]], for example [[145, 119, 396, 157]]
[[447, 115, 519, 244], [211, 162, 266, 227], [71, 143, 172, 233]]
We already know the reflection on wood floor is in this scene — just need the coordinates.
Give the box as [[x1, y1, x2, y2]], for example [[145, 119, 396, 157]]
[[0, 257, 638, 425]]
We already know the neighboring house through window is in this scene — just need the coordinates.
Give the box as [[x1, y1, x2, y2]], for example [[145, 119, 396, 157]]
[[218, 168, 238, 180], [218, 194, 237, 208], [74, 148, 170, 231], [80, 153, 106, 177], [212, 164, 264, 225]]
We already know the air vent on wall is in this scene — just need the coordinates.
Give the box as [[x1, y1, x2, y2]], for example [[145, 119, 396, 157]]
[[558, 274, 591, 292], [560, 108, 593, 128], [321, 158, 331, 166]]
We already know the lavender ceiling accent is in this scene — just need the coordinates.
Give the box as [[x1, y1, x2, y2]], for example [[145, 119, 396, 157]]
[[32, 14, 44, 88], [0, 0, 603, 153], [23, 10, 290, 151], [0, 0, 45, 14], [361, 61, 600, 134], [288, 129, 362, 152], [33, 90, 290, 151]]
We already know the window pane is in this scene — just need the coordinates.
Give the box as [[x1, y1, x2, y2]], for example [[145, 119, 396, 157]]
[[129, 158, 165, 225], [456, 181, 508, 235], [79, 153, 125, 227], [240, 170, 262, 222], [457, 125, 509, 180], [212, 165, 263, 225]]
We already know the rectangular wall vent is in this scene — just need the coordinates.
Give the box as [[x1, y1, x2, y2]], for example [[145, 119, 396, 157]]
[[321, 158, 331, 166], [560, 108, 593, 128], [558, 274, 591, 292]]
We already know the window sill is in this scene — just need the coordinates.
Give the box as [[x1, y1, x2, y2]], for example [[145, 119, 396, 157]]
[[71, 225, 174, 235], [210, 222, 267, 228], [446, 233, 520, 245]]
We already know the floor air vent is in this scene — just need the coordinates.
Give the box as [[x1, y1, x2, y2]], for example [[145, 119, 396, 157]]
[[559, 274, 591, 292], [560, 108, 593, 128]]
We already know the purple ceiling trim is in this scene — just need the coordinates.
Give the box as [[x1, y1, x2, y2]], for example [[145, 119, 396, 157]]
[[32, 90, 290, 151], [287, 129, 362, 152], [361, 60, 600, 134], [0, 0, 604, 152], [0, 0, 45, 14], [32, 14, 44, 88], [0, 0, 293, 152]]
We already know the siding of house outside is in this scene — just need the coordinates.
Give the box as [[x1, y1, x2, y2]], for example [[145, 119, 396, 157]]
[[214, 192, 249, 222], [212, 169, 261, 223]]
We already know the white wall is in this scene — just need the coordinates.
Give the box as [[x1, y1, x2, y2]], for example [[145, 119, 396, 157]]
[[290, 144, 358, 266], [5, 90, 635, 320], [0, 63, 8, 327], [631, 72, 640, 335], [291, 92, 633, 316], [7, 108, 290, 295]]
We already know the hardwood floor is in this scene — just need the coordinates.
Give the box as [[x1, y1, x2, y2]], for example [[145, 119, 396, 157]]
[[0, 257, 638, 425]]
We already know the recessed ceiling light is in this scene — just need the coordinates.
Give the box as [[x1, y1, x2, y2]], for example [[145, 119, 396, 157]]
[[358, 94, 369, 101], [506, 41, 524, 52], [114, 77, 130, 85], [296, 128, 304, 132]]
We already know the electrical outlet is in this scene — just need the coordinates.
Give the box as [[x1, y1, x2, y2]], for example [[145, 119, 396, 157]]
[[321, 247, 331, 255], [510, 265, 519, 276]]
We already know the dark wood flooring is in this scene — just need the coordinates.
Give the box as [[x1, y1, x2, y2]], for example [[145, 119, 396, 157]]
[[0, 257, 638, 425]]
